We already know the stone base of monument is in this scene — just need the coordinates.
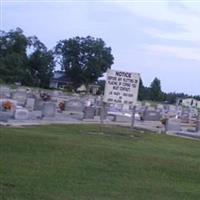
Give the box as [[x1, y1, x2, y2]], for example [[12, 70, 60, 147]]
[[25, 98, 35, 111], [63, 111, 84, 119], [0, 111, 14, 122], [29, 111, 42, 120], [15, 108, 29, 120], [83, 107, 95, 119], [42, 102, 56, 117], [166, 118, 181, 132], [143, 111, 161, 121], [113, 114, 131, 123], [107, 113, 131, 122]]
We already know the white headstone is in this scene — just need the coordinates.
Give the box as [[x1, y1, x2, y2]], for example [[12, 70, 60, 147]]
[[42, 102, 56, 117], [15, 108, 29, 120], [167, 118, 181, 131], [12, 91, 27, 106], [26, 98, 35, 111]]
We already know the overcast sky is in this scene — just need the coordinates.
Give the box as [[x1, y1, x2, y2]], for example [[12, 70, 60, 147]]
[[1, 0, 200, 95]]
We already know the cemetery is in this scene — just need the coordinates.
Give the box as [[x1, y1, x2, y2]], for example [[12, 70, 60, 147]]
[[1, 81, 200, 139]]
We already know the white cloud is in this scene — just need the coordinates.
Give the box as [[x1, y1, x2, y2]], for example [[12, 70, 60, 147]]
[[115, 0, 200, 42], [113, 0, 200, 62], [143, 44, 200, 61]]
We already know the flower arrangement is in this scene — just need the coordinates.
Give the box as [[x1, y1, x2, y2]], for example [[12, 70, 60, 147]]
[[2, 101, 13, 111], [59, 101, 65, 111], [160, 117, 168, 125], [40, 93, 51, 101]]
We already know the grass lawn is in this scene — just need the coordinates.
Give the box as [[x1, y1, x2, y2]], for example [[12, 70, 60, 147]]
[[1, 124, 200, 200]]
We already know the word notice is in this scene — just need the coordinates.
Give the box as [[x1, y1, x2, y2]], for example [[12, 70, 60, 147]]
[[104, 69, 140, 105]]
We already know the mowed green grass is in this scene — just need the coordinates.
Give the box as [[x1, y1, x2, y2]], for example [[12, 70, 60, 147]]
[[1, 125, 200, 200]]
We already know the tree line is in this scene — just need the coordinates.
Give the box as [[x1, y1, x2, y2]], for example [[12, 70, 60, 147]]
[[0, 27, 199, 103], [0, 28, 114, 89], [138, 77, 200, 104]]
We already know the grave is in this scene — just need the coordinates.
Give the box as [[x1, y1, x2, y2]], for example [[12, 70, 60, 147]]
[[15, 108, 29, 120], [143, 110, 161, 121], [65, 99, 84, 113], [83, 107, 95, 119], [157, 104, 164, 110], [181, 108, 190, 123], [114, 114, 131, 122], [0, 111, 14, 122], [166, 118, 181, 132], [42, 102, 56, 117], [29, 110, 42, 120], [148, 106, 156, 111], [0, 86, 11, 99], [12, 90, 27, 106], [25, 98, 35, 111]]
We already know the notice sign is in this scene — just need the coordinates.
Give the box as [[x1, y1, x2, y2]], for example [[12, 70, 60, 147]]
[[104, 69, 140, 105]]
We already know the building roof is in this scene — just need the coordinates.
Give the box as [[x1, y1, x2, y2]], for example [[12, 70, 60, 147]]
[[51, 71, 71, 83]]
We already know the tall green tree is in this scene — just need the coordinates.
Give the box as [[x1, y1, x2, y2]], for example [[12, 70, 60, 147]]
[[28, 36, 54, 88], [0, 28, 54, 87], [149, 77, 163, 101], [0, 28, 29, 84], [55, 36, 114, 88], [138, 78, 146, 101]]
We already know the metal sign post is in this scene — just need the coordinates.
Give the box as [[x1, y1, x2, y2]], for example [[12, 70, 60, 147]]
[[131, 106, 136, 129]]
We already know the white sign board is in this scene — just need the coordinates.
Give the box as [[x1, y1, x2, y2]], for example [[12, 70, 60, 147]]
[[104, 69, 140, 105]]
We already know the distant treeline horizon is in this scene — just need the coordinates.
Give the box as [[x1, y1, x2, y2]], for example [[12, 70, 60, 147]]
[[0, 27, 199, 104]]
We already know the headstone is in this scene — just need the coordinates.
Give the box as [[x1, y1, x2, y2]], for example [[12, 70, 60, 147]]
[[135, 101, 142, 107], [27, 91, 34, 98], [176, 106, 182, 117], [143, 110, 161, 121], [114, 114, 131, 122], [65, 99, 84, 112], [167, 110, 176, 118], [144, 102, 151, 107], [29, 110, 42, 120], [94, 106, 101, 116], [157, 104, 164, 110], [12, 90, 27, 106], [110, 103, 123, 112], [0, 111, 14, 122], [42, 102, 56, 117], [52, 90, 63, 97], [181, 107, 190, 123], [190, 108, 198, 118], [34, 95, 43, 110], [148, 106, 156, 111], [166, 118, 181, 131], [25, 98, 35, 111], [169, 105, 176, 111], [122, 104, 130, 112], [83, 107, 95, 119], [0, 86, 11, 99], [15, 108, 29, 120], [163, 105, 169, 112]]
